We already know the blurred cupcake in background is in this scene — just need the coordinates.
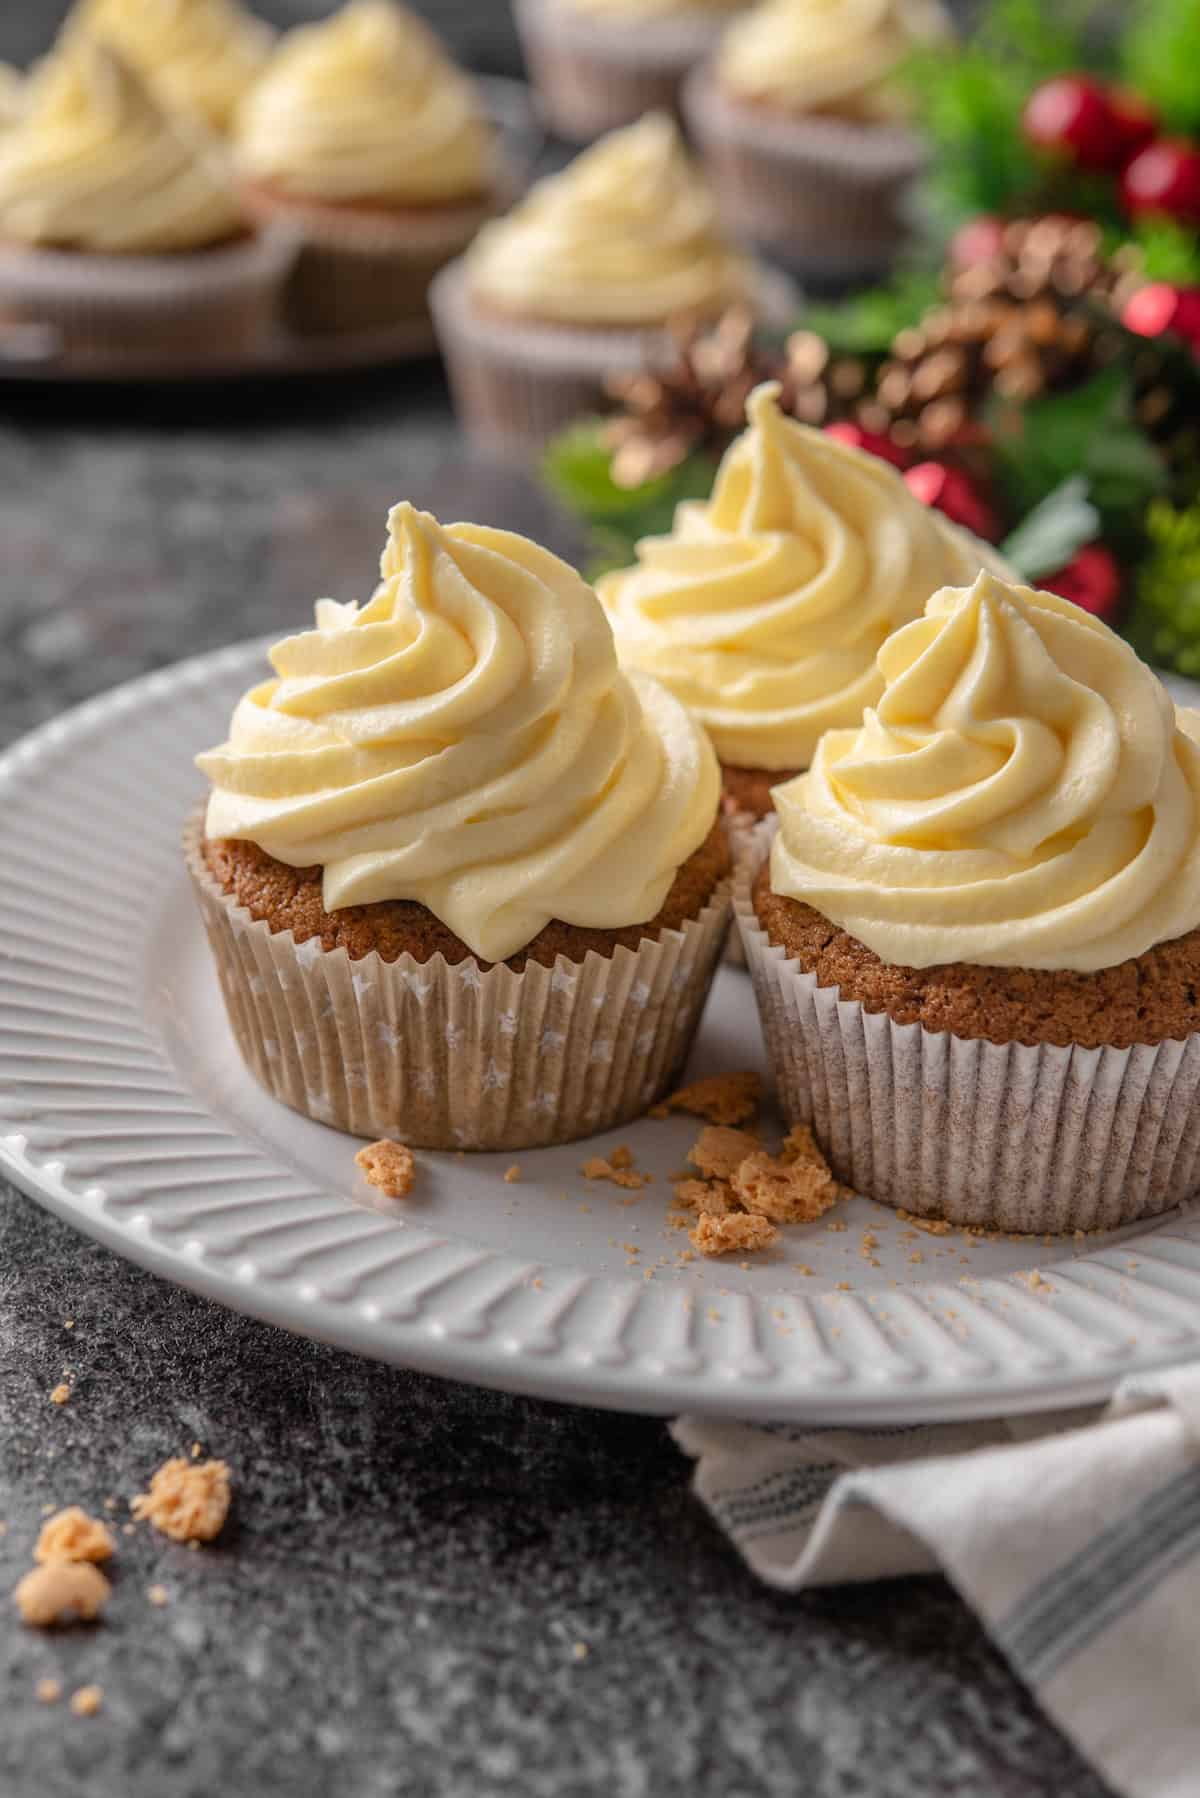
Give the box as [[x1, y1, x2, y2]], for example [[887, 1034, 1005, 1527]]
[[188, 502, 733, 1151], [0, 35, 293, 365], [235, 0, 506, 337], [75, 0, 274, 134], [684, 0, 951, 280], [431, 112, 758, 454], [514, 0, 748, 142], [600, 383, 1008, 820]]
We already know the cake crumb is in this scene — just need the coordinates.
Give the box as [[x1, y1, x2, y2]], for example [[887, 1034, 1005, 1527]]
[[672, 1177, 736, 1216], [571, 1641, 589, 1661], [732, 1151, 839, 1224], [794, 1264, 815, 1277], [49, 1384, 70, 1407], [688, 1125, 760, 1181], [1020, 1269, 1056, 1295], [35, 1678, 62, 1704], [14, 1562, 110, 1628], [691, 1213, 778, 1258], [896, 1209, 953, 1237], [355, 1139, 415, 1199], [147, 1584, 169, 1608], [580, 1153, 649, 1191], [35, 1508, 115, 1567], [62, 1320, 75, 1331], [131, 1458, 231, 1543], [503, 1165, 521, 1184], [69, 1685, 103, 1718], [662, 1071, 761, 1127]]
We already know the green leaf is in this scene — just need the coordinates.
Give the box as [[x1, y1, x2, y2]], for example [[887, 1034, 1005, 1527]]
[[1120, 0, 1200, 138], [801, 268, 943, 356], [1131, 216, 1200, 287], [1000, 475, 1100, 579], [542, 424, 719, 571], [1126, 495, 1200, 675]]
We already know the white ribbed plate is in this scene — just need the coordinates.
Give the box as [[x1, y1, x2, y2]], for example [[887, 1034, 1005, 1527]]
[[4, 642, 1200, 1423]]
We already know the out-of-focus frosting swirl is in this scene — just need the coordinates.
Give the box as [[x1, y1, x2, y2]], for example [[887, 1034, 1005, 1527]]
[[235, 1, 491, 206], [198, 503, 720, 963], [0, 64, 25, 132], [466, 112, 748, 325], [0, 37, 245, 253], [565, 0, 744, 16], [599, 384, 1002, 771], [77, 0, 273, 133], [719, 0, 951, 120], [770, 571, 1200, 973]]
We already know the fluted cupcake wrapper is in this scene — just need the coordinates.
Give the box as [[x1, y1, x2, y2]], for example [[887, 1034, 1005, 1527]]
[[429, 255, 796, 456], [514, 0, 730, 140], [682, 64, 926, 281], [0, 224, 297, 368], [735, 821, 1200, 1233], [186, 814, 733, 1151]]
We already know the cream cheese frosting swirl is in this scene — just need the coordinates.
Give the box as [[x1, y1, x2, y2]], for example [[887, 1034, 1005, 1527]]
[[770, 571, 1200, 973], [235, 1, 491, 206], [0, 37, 244, 254], [719, 0, 951, 120], [198, 503, 720, 963], [599, 384, 1003, 771], [466, 112, 748, 325], [76, 0, 273, 133]]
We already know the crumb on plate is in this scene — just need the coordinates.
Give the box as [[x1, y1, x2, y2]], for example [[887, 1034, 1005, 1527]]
[[691, 1213, 778, 1258], [658, 1071, 761, 1127], [36, 1677, 62, 1704], [14, 1562, 110, 1628], [49, 1384, 70, 1407], [354, 1139, 415, 1199], [731, 1150, 839, 1224], [69, 1685, 103, 1718], [503, 1165, 521, 1184]]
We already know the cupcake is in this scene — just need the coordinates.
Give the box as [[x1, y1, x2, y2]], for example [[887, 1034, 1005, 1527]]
[[234, 1, 506, 337], [684, 0, 950, 279], [0, 37, 293, 365], [430, 112, 755, 454], [738, 569, 1200, 1232], [187, 502, 733, 1151], [599, 382, 1008, 822], [514, 0, 748, 142], [74, 0, 273, 134]]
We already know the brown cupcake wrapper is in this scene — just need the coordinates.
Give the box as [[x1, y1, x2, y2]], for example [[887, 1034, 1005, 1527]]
[[239, 178, 511, 336], [186, 813, 734, 1151], [0, 224, 298, 367], [429, 255, 796, 456], [735, 821, 1200, 1232], [514, 0, 730, 139], [683, 63, 926, 279]]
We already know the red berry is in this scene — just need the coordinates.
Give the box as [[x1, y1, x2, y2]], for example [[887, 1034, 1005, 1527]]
[[1122, 139, 1200, 227], [949, 215, 1007, 270], [823, 421, 910, 469], [904, 461, 999, 542], [1022, 75, 1121, 172], [1122, 281, 1200, 351], [1041, 544, 1122, 622], [1105, 87, 1159, 167]]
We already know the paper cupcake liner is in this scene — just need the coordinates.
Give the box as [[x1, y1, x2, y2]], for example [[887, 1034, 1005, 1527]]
[[239, 178, 510, 336], [429, 255, 796, 456], [514, 0, 730, 139], [683, 64, 926, 280], [735, 822, 1200, 1232], [0, 225, 297, 366], [185, 814, 734, 1151]]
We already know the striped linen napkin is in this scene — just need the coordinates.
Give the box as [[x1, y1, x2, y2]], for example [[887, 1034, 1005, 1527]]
[[673, 1363, 1200, 1798]]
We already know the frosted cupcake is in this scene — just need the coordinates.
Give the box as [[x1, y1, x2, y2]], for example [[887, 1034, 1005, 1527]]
[[74, 0, 273, 134], [431, 112, 754, 453], [600, 383, 1007, 820], [0, 37, 293, 364], [235, 0, 505, 337], [684, 0, 950, 278], [515, 0, 748, 142], [739, 570, 1200, 1231], [187, 502, 733, 1151]]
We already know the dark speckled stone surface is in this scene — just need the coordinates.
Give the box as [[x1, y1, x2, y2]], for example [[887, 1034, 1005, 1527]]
[[0, 4, 1109, 1793]]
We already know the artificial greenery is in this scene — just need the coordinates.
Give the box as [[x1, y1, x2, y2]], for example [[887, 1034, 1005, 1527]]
[[1127, 497, 1200, 676], [542, 423, 717, 577], [999, 475, 1100, 580], [1120, 0, 1200, 140], [1129, 216, 1200, 287], [800, 268, 943, 357]]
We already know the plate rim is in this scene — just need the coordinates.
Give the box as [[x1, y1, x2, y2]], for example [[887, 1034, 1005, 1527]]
[[4, 641, 1200, 1424]]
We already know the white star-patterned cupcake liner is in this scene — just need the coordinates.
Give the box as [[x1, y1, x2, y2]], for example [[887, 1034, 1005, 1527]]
[[185, 812, 734, 1151]]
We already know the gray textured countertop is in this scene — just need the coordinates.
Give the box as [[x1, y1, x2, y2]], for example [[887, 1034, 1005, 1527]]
[[0, 359, 1113, 1798]]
